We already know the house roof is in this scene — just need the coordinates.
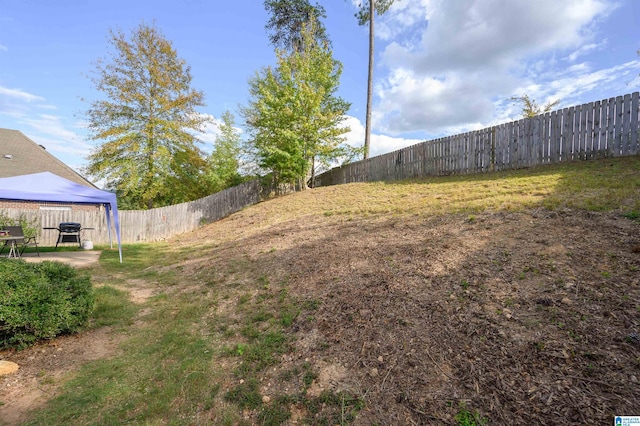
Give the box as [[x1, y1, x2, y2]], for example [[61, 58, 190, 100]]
[[0, 128, 96, 188]]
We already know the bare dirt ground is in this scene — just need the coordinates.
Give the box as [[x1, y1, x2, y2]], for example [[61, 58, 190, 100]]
[[0, 328, 121, 425], [1, 208, 639, 425], [186, 207, 640, 424]]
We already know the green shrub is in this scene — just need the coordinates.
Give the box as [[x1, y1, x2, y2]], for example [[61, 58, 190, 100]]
[[0, 260, 94, 348], [0, 212, 40, 239]]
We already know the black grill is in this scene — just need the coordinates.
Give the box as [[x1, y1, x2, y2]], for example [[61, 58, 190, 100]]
[[56, 222, 82, 247], [59, 222, 81, 233]]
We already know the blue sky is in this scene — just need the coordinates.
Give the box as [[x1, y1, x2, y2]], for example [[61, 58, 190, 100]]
[[1, 0, 639, 179]]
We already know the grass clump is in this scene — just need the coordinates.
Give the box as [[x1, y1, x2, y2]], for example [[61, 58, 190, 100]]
[[225, 378, 263, 409], [623, 210, 640, 222], [454, 403, 488, 426], [0, 259, 94, 349]]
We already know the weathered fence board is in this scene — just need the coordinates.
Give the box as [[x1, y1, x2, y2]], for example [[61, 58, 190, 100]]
[[592, 101, 601, 159], [622, 94, 631, 156], [614, 96, 624, 156], [631, 92, 639, 155]]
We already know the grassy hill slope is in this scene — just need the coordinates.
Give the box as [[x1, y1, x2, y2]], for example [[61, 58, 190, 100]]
[[6, 156, 640, 425]]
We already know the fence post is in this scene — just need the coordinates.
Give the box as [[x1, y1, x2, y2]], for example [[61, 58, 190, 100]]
[[631, 92, 639, 155], [491, 127, 496, 171]]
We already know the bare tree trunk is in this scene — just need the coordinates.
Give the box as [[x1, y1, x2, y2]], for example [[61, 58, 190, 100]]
[[364, 0, 374, 160]]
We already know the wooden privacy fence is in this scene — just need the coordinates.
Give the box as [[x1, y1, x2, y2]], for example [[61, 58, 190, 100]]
[[316, 92, 640, 186], [1, 179, 264, 245], [2, 93, 638, 245], [117, 179, 262, 243]]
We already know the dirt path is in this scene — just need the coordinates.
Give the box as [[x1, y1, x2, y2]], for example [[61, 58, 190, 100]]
[[0, 282, 154, 425], [0, 328, 121, 425]]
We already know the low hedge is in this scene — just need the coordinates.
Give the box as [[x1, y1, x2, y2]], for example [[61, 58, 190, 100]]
[[0, 259, 94, 349]]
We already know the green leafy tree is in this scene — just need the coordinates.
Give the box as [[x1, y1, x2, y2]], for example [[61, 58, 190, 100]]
[[206, 111, 244, 193], [511, 94, 560, 118], [84, 22, 211, 209], [353, 0, 396, 159], [244, 18, 352, 191], [244, 65, 305, 189], [264, 0, 329, 51]]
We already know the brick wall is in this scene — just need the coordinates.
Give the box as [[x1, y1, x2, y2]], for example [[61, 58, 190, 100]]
[[0, 200, 100, 211]]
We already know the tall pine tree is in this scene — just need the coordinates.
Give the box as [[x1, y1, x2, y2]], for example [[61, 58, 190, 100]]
[[264, 0, 329, 51], [353, 0, 396, 159]]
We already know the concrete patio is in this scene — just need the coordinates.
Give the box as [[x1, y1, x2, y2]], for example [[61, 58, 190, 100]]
[[19, 250, 101, 268]]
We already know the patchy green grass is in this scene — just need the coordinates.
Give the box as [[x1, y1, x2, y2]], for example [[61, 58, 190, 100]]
[[25, 286, 223, 425], [228, 156, 640, 226], [90, 286, 139, 329]]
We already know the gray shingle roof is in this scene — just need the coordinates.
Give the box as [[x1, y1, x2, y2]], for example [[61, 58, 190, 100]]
[[0, 128, 96, 188]]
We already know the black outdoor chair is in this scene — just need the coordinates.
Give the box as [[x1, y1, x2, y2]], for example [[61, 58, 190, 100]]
[[0, 226, 40, 257]]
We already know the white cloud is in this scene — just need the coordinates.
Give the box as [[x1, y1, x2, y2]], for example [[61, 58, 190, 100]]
[[372, 0, 616, 136], [21, 114, 92, 157], [370, 133, 426, 157], [383, 0, 610, 74], [0, 85, 45, 102], [196, 113, 244, 151], [374, 68, 513, 135], [544, 60, 640, 104], [490, 59, 640, 124], [0, 84, 91, 167], [376, 0, 434, 42], [36, 103, 58, 110], [342, 115, 365, 147], [563, 40, 608, 62], [198, 113, 223, 145], [377, 59, 640, 138], [342, 115, 424, 157], [0, 44, 7, 52]]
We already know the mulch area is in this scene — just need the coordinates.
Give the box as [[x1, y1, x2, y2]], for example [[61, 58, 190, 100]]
[[200, 208, 640, 424]]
